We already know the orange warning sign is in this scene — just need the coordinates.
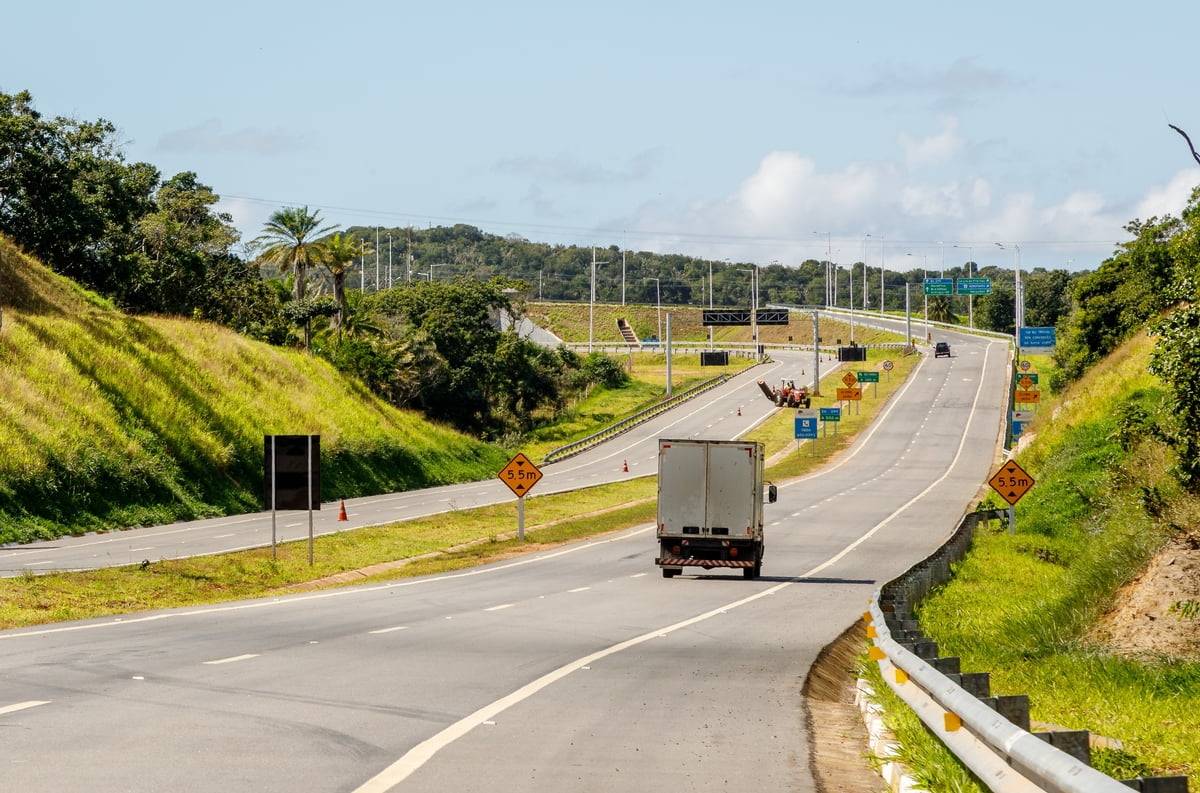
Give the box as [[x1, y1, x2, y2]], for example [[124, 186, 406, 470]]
[[1018, 375, 1035, 390], [1015, 389, 1041, 404], [836, 387, 862, 401], [988, 460, 1035, 505], [498, 453, 543, 497], [841, 371, 858, 387]]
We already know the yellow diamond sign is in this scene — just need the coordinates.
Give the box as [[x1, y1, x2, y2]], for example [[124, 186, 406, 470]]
[[989, 460, 1035, 506], [498, 453, 543, 498], [841, 371, 858, 387]]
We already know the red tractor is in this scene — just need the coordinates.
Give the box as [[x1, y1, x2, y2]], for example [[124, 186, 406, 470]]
[[757, 378, 812, 408]]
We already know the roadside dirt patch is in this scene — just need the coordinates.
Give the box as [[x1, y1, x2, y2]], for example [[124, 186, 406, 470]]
[[1091, 533, 1200, 660], [803, 621, 881, 793]]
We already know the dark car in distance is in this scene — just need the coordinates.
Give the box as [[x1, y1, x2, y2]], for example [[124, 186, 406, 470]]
[[934, 341, 951, 358]]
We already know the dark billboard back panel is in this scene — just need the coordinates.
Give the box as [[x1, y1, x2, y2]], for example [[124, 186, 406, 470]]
[[264, 435, 321, 510], [700, 351, 729, 366]]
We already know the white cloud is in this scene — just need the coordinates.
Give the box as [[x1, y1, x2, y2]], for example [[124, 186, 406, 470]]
[[899, 117, 962, 167], [617, 121, 1198, 269], [1134, 168, 1198, 220], [157, 119, 303, 155]]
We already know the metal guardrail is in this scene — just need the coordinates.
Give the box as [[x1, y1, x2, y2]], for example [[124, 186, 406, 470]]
[[864, 511, 1188, 792], [541, 367, 754, 465], [561, 341, 911, 353]]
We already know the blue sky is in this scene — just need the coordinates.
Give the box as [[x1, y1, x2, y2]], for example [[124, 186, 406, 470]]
[[4, 0, 1199, 270]]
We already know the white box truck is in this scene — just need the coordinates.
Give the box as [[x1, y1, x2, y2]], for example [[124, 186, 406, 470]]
[[656, 438, 777, 579]]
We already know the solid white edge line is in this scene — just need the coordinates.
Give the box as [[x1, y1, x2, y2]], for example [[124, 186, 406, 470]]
[[483, 604, 514, 612], [351, 343, 999, 793], [201, 653, 259, 665], [369, 626, 410, 635], [0, 700, 51, 716]]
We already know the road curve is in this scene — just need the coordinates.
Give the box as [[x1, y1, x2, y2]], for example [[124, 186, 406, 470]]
[[0, 350, 830, 575], [0, 334, 1008, 792]]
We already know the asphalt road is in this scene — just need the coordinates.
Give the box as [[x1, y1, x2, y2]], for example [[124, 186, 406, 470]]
[[0, 328, 1008, 792], [0, 350, 832, 575]]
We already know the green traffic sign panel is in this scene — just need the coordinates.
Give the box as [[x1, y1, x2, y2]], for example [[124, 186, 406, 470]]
[[1012, 372, 1039, 384], [856, 371, 880, 383], [956, 277, 993, 296]]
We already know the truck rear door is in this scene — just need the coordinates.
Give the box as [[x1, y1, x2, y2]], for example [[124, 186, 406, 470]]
[[705, 443, 757, 538], [657, 441, 706, 536]]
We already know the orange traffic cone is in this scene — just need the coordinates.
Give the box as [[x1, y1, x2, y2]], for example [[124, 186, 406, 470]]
[[337, 499, 348, 521], [622, 459, 629, 473]]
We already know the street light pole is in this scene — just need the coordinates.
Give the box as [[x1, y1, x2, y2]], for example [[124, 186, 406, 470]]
[[621, 249, 626, 306], [996, 242, 1022, 335], [879, 233, 886, 315], [862, 233, 871, 310], [955, 244, 975, 329]]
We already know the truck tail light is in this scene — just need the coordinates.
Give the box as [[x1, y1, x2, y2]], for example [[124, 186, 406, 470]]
[[671, 545, 681, 555], [729, 547, 738, 557]]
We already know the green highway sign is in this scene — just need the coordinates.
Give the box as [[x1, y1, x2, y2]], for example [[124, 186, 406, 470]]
[[923, 278, 953, 296], [956, 277, 992, 296], [856, 371, 880, 383], [1012, 372, 1039, 384], [819, 407, 841, 422]]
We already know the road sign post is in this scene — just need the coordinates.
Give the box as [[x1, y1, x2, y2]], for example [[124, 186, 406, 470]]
[[498, 453, 544, 541], [264, 434, 321, 564]]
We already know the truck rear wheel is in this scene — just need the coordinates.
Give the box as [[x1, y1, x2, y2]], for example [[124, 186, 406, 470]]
[[662, 568, 678, 578], [743, 556, 763, 579]]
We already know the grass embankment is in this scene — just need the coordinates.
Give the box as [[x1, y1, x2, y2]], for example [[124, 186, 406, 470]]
[[0, 236, 508, 544], [0, 348, 924, 630], [912, 332, 1200, 785], [752, 350, 922, 480], [527, 302, 903, 345], [522, 352, 755, 461]]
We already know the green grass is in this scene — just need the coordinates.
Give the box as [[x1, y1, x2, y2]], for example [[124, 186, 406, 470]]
[[0, 235, 509, 544], [522, 352, 755, 461], [915, 331, 1200, 786], [0, 477, 659, 629], [752, 349, 923, 480], [860, 657, 986, 793], [526, 302, 904, 346]]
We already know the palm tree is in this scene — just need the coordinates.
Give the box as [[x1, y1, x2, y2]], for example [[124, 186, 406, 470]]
[[928, 296, 957, 324], [252, 207, 337, 302], [319, 232, 361, 335]]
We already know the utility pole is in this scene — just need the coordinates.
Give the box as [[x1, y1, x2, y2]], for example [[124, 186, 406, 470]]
[[879, 233, 886, 315], [360, 239, 365, 291], [589, 247, 595, 352], [538, 268, 543, 301], [621, 249, 626, 306], [862, 233, 871, 309], [387, 233, 393, 289], [708, 258, 714, 351], [811, 311, 820, 394], [665, 313, 673, 397], [905, 283, 912, 349], [849, 257, 855, 342], [406, 227, 413, 283], [375, 227, 380, 291]]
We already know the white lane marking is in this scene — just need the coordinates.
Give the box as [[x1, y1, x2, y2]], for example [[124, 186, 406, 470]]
[[567, 586, 591, 593], [23, 561, 53, 567], [346, 366, 1000, 793], [484, 603, 514, 612], [628, 573, 647, 578], [0, 515, 267, 560], [213, 534, 235, 539], [132, 676, 145, 680], [130, 547, 154, 552], [369, 626, 409, 635], [780, 353, 928, 490], [0, 700, 50, 716], [202, 654, 259, 665], [285, 522, 303, 528], [0, 526, 657, 641]]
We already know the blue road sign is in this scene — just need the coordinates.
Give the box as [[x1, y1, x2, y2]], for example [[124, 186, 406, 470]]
[[794, 417, 819, 439], [1019, 326, 1056, 348], [819, 407, 841, 422], [923, 278, 954, 296]]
